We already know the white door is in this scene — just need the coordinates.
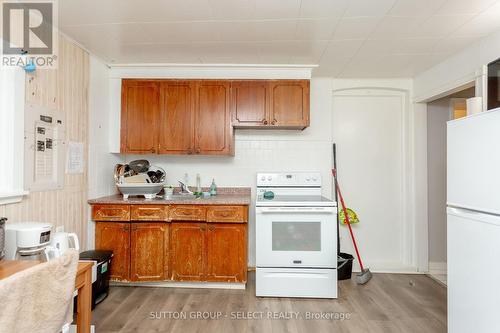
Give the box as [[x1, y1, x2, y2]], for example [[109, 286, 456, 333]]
[[332, 89, 407, 271], [447, 110, 500, 214], [448, 207, 500, 333]]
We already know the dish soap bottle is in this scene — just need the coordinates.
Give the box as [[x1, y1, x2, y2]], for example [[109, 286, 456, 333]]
[[210, 179, 217, 196], [196, 173, 202, 194]]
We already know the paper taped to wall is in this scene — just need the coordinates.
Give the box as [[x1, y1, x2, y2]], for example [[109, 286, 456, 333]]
[[67, 142, 84, 174]]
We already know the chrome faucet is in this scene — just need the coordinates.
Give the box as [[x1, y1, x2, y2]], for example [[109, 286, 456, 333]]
[[178, 180, 193, 195]]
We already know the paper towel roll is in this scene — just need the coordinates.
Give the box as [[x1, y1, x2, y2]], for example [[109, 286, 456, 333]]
[[466, 97, 483, 116]]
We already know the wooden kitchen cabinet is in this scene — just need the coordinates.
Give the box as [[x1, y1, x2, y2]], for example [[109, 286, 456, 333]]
[[231, 80, 310, 129], [206, 223, 247, 282], [269, 80, 310, 128], [130, 223, 169, 281], [95, 222, 131, 281], [170, 222, 206, 281], [158, 81, 196, 154], [121, 80, 160, 154], [231, 80, 269, 127], [195, 81, 233, 155]]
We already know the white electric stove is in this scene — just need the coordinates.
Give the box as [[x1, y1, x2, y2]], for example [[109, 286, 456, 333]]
[[255, 172, 338, 298]]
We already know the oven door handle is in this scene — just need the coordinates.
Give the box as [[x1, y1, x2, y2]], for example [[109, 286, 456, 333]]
[[258, 207, 334, 213]]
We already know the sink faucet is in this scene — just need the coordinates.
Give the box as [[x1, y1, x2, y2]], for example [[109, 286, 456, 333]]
[[178, 180, 193, 195]]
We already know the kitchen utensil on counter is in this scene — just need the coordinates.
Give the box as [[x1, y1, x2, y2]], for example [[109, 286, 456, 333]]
[[117, 182, 165, 199], [45, 231, 80, 259], [146, 166, 166, 183], [0, 217, 6, 260], [5, 222, 53, 261], [129, 160, 150, 173]]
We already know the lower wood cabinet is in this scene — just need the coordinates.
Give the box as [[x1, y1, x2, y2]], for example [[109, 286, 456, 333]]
[[93, 204, 248, 284], [130, 223, 169, 281], [95, 222, 131, 281], [206, 223, 246, 282], [170, 223, 206, 281]]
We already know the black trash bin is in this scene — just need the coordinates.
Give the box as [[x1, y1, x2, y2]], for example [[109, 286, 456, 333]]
[[77, 250, 113, 310], [337, 252, 354, 280]]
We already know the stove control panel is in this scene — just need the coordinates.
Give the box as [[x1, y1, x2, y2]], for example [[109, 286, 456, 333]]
[[256, 172, 321, 187]]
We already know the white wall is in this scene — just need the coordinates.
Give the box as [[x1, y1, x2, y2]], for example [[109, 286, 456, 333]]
[[414, 29, 500, 102], [87, 55, 122, 249]]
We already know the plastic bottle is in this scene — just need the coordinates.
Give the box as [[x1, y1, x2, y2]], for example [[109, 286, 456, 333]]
[[210, 179, 217, 196]]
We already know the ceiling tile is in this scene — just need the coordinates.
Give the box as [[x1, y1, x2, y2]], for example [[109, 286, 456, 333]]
[[453, 11, 500, 36], [258, 40, 328, 64], [332, 17, 381, 39], [299, 0, 349, 18], [295, 18, 339, 40], [370, 16, 427, 39], [60, 0, 213, 26], [359, 38, 440, 54], [208, 0, 257, 20], [433, 36, 481, 54], [343, 0, 397, 17], [254, 0, 301, 19], [320, 39, 364, 60], [411, 14, 475, 38], [388, 0, 447, 17], [435, 0, 498, 15]]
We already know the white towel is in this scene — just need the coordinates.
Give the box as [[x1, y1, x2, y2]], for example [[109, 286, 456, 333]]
[[0, 249, 79, 333]]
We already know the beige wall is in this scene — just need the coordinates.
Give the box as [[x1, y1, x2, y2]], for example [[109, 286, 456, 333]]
[[0, 35, 90, 249]]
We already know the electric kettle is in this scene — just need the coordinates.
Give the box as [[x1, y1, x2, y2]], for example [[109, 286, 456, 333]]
[[46, 232, 79, 259]]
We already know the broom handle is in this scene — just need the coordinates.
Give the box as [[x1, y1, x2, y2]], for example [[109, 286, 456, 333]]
[[332, 169, 365, 271]]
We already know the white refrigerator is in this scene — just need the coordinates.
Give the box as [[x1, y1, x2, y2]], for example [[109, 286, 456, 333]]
[[447, 109, 500, 333]]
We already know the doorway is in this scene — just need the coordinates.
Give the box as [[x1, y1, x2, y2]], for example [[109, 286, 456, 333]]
[[426, 86, 475, 285]]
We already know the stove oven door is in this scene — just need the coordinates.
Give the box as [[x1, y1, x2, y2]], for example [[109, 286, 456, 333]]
[[256, 206, 337, 268]]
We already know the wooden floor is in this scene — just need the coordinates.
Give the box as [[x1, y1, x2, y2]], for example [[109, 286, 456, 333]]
[[92, 272, 447, 333]]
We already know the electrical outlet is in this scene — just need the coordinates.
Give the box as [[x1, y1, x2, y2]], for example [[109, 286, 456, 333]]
[[56, 225, 64, 232]]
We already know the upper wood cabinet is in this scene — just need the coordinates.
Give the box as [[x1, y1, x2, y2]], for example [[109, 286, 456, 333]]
[[120, 79, 309, 155], [231, 80, 268, 127], [195, 81, 233, 155], [231, 80, 310, 129], [121, 80, 160, 154], [269, 80, 310, 128], [158, 81, 195, 154]]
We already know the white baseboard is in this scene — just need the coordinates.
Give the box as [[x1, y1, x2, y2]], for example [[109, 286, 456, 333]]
[[428, 261, 447, 275]]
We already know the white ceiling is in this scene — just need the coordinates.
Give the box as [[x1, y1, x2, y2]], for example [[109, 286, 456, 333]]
[[59, 0, 500, 77]]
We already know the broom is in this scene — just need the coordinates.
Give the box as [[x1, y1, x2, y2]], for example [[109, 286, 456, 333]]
[[332, 168, 372, 285]]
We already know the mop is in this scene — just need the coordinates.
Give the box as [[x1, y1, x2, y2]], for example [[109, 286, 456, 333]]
[[333, 169, 372, 285]]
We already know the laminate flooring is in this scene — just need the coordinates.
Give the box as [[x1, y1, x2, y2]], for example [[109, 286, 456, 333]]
[[92, 272, 447, 333]]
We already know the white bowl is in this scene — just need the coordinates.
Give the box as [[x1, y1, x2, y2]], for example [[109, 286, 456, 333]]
[[116, 182, 165, 199]]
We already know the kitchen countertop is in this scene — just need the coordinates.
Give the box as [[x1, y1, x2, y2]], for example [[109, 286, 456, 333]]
[[88, 187, 251, 206]]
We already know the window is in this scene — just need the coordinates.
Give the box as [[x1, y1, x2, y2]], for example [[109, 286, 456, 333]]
[[0, 65, 27, 204]]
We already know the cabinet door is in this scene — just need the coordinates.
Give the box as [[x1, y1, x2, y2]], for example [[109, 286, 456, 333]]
[[194, 81, 233, 155], [269, 80, 310, 128], [121, 80, 160, 154], [231, 81, 269, 127], [95, 222, 130, 281], [158, 81, 195, 154], [206, 223, 247, 282], [170, 223, 206, 281], [130, 223, 169, 281]]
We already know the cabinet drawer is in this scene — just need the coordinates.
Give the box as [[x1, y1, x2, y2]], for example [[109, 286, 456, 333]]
[[170, 205, 206, 221], [92, 205, 130, 221], [131, 205, 169, 221], [207, 206, 247, 223]]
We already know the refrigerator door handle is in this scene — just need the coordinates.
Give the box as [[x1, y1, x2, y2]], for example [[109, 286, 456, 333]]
[[447, 207, 500, 227]]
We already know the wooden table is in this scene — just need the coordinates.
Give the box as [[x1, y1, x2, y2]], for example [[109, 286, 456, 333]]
[[0, 260, 93, 333]]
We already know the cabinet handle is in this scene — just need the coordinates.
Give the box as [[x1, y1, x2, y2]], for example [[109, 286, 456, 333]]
[[263, 119, 268, 125], [122, 226, 128, 232], [200, 225, 206, 231], [187, 149, 193, 155], [196, 148, 201, 154], [271, 119, 277, 125], [151, 148, 156, 153]]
